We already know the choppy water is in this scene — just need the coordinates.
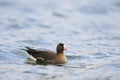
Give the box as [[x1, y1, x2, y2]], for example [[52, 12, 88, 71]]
[[0, 0, 120, 80]]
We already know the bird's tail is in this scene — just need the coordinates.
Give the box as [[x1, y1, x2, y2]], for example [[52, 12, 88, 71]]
[[21, 47, 32, 54]]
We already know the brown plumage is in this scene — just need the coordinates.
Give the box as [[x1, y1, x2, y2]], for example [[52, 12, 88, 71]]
[[24, 43, 67, 64]]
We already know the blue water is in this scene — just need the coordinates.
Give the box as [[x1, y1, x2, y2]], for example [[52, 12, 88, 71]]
[[0, 0, 120, 80]]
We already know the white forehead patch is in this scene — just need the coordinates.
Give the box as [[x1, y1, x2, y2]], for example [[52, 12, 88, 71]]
[[64, 45, 66, 48]]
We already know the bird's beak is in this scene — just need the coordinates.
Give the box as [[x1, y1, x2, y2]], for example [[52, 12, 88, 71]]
[[64, 47, 67, 50]]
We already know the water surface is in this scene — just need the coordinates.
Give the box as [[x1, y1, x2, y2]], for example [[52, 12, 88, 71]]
[[0, 0, 120, 80]]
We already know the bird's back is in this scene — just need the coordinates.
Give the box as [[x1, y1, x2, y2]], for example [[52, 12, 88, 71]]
[[25, 47, 56, 60]]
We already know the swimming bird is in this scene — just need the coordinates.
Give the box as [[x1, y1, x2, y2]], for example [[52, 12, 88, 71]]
[[24, 43, 67, 65]]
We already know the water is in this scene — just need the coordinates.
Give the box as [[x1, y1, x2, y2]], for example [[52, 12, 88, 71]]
[[0, 0, 120, 80]]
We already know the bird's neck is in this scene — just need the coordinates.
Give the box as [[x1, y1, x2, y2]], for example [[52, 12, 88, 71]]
[[56, 49, 63, 53], [56, 52, 64, 57]]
